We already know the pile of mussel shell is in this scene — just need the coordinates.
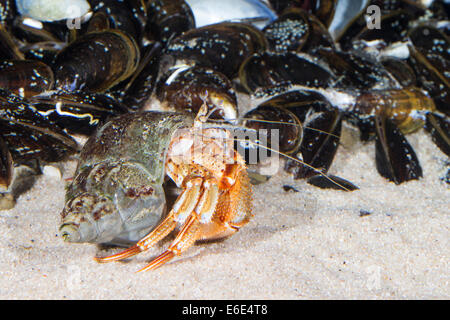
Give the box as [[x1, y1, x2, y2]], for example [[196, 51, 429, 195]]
[[0, 0, 449, 207]]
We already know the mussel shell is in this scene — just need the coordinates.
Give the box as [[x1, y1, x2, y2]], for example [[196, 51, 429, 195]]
[[374, 115, 422, 184], [337, 1, 425, 49], [0, 60, 54, 98], [21, 41, 66, 66], [0, 0, 16, 24], [408, 26, 450, 115], [119, 41, 162, 110], [268, 0, 337, 28], [245, 89, 342, 179], [0, 24, 24, 60], [424, 112, 450, 157], [0, 89, 78, 162], [369, 0, 426, 15], [153, 65, 238, 120], [353, 88, 436, 135], [410, 26, 450, 67], [313, 48, 394, 90], [263, 8, 310, 52], [89, 0, 146, 42], [239, 51, 334, 96], [307, 174, 359, 191], [85, 11, 111, 33], [328, 0, 368, 39], [29, 90, 129, 135], [163, 22, 268, 79], [380, 56, 416, 88], [12, 16, 74, 43], [243, 104, 302, 155], [278, 90, 342, 179], [350, 10, 414, 48], [53, 29, 140, 92], [299, 9, 336, 53], [263, 6, 335, 54], [145, 0, 195, 44], [0, 134, 13, 190]]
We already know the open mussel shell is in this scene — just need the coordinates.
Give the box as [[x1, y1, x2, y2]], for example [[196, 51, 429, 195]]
[[0, 60, 54, 98], [238, 51, 334, 96], [0, 89, 78, 163], [53, 29, 140, 93], [163, 22, 268, 79], [152, 65, 238, 121], [29, 90, 129, 135], [145, 0, 195, 44]]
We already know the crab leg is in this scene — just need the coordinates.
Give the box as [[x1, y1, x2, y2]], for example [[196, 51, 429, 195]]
[[137, 214, 202, 272], [138, 177, 220, 271]]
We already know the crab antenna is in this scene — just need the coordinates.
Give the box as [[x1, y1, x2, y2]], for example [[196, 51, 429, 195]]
[[232, 137, 352, 192]]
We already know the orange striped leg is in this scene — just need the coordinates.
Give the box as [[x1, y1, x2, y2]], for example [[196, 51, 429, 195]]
[[137, 177, 219, 271], [137, 215, 201, 272]]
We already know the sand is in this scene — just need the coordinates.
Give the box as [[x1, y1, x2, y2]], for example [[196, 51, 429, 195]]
[[0, 123, 448, 300]]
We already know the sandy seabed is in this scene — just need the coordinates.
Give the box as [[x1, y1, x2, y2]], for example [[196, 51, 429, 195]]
[[0, 124, 448, 300]]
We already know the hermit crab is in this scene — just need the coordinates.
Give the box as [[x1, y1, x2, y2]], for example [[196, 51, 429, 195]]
[[60, 111, 252, 271]]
